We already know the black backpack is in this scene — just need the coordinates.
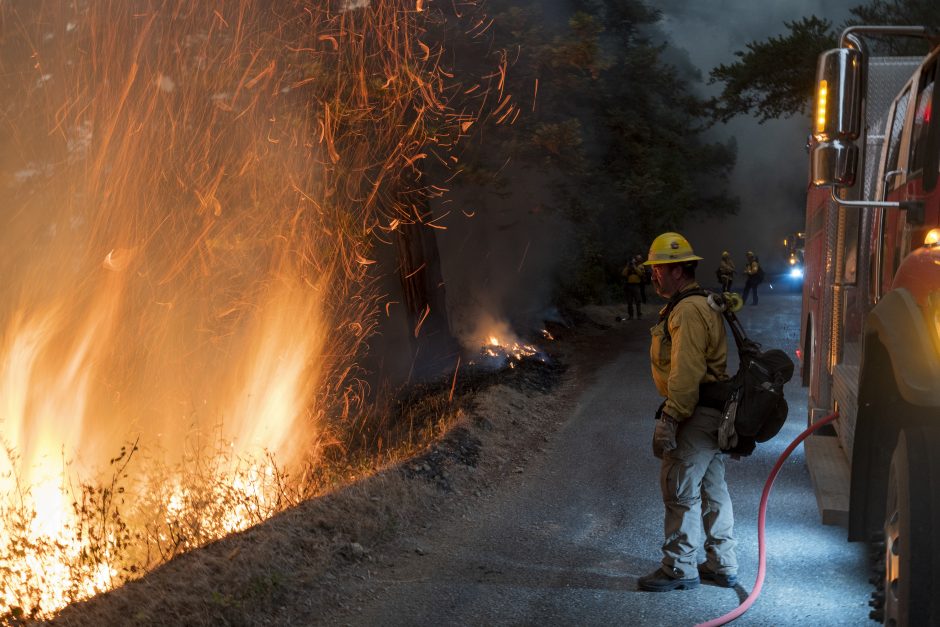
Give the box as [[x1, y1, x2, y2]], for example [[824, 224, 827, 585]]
[[722, 346, 793, 455], [662, 289, 794, 456], [717, 292, 792, 455]]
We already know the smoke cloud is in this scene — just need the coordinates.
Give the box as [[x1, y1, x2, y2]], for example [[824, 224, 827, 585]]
[[435, 168, 572, 354]]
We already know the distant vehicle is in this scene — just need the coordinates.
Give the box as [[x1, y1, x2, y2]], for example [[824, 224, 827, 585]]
[[783, 231, 805, 283], [802, 25, 940, 626]]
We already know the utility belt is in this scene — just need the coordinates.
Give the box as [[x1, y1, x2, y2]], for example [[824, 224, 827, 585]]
[[658, 382, 729, 417], [698, 380, 733, 411]]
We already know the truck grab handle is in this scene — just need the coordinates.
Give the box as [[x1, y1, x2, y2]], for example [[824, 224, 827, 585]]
[[839, 25, 930, 48], [828, 188, 919, 210]]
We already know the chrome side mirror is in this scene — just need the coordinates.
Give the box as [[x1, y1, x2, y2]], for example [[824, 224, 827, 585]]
[[810, 48, 863, 187], [812, 139, 858, 187]]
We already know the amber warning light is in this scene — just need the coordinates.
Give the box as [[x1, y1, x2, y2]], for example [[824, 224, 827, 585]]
[[925, 228, 940, 248], [815, 80, 828, 136]]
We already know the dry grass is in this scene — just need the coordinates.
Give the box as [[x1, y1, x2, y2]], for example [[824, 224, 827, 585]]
[[42, 350, 568, 627]]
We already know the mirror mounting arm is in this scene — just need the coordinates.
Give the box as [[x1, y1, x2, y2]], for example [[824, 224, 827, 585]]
[[828, 188, 899, 209], [827, 189, 925, 221]]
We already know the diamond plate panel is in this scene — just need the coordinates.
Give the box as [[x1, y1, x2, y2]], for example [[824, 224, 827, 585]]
[[866, 57, 922, 133], [863, 57, 921, 201]]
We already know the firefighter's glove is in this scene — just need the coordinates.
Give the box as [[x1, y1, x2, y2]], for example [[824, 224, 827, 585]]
[[653, 414, 679, 459]]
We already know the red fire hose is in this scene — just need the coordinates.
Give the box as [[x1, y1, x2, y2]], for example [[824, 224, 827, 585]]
[[695, 411, 840, 627]]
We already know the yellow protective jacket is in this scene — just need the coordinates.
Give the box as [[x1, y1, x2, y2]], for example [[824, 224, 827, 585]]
[[649, 283, 729, 420], [718, 258, 735, 277], [622, 263, 643, 284]]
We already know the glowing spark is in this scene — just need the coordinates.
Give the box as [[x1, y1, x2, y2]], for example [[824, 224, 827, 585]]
[[449, 355, 461, 402], [414, 305, 431, 338], [403, 152, 427, 168], [404, 263, 426, 279], [517, 240, 530, 272]]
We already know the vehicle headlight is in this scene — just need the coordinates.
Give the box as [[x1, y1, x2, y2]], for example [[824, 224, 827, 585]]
[[789, 267, 804, 279]]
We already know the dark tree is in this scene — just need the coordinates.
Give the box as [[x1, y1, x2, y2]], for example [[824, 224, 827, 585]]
[[708, 0, 939, 123], [709, 17, 837, 123]]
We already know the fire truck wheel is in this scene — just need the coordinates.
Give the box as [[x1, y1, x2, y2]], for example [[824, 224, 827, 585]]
[[882, 427, 938, 626]]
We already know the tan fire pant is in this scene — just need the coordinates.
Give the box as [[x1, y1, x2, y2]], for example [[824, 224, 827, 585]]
[[659, 405, 737, 579]]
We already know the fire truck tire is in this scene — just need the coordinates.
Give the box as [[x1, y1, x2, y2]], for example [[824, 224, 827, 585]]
[[882, 427, 939, 626]]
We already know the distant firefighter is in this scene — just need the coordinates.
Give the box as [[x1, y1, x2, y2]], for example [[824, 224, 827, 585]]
[[742, 251, 763, 305], [716, 251, 735, 292], [621, 257, 644, 319]]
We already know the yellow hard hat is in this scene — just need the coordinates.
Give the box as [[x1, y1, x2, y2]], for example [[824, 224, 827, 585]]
[[644, 232, 704, 265], [721, 250, 730, 258], [746, 250, 755, 257]]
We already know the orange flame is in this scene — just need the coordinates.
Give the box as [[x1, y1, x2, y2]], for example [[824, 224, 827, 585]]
[[0, 0, 499, 616]]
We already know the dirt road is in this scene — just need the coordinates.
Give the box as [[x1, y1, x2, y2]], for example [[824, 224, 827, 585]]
[[328, 291, 871, 626]]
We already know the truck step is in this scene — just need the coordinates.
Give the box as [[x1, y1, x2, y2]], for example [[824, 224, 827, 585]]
[[804, 433, 850, 526]]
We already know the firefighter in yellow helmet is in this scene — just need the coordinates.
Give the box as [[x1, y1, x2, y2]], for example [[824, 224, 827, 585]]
[[638, 232, 738, 592], [742, 251, 762, 305], [716, 250, 735, 292], [621, 256, 644, 320]]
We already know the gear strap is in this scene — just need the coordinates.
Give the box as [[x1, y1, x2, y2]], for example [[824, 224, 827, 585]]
[[658, 288, 709, 344], [659, 287, 761, 356]]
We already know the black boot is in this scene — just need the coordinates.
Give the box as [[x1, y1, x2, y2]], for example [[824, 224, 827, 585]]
[[638, 566, 700, 592], [697, 564, 738, 588]]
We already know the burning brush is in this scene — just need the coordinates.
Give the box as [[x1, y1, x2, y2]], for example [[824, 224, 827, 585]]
[[474, 333, 550, 369]]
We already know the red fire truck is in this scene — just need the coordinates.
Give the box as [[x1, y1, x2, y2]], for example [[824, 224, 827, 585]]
[[802, 26, 940, 625]]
